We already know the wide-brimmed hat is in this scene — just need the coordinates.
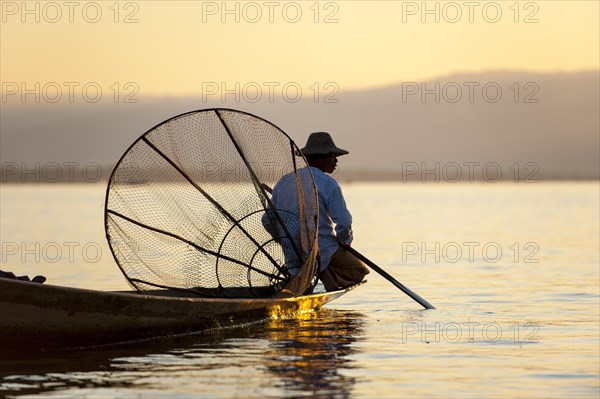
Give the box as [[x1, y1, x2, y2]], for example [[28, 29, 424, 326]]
[[300, 132, 349, 156]]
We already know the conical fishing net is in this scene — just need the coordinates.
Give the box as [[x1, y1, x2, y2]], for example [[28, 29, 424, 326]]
[[105, 109, 319, 298]]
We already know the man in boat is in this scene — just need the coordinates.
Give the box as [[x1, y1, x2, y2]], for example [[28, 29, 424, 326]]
[[299, 132, 369, 291]]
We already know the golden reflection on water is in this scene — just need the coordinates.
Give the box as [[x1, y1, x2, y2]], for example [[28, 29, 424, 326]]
[[263, 309, 365, 398], [0, 309, 367, 398]]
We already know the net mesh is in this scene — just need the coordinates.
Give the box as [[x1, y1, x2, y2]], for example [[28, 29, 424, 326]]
[[105, 109, 319, 298]]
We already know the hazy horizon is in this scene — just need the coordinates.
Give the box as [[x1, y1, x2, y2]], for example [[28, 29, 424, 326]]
[[2, 1, 599, 181], [2, 70, 598, 182]]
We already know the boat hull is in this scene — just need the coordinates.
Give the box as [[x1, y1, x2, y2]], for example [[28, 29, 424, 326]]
[[0, 278, 359, 348]]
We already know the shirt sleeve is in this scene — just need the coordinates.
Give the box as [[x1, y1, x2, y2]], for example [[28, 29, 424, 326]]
[[327, 183, 353, 245]]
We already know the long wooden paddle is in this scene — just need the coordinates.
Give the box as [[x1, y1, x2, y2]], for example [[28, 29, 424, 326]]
[[261, 182, 434, 309], [346, 246, 436, 309]]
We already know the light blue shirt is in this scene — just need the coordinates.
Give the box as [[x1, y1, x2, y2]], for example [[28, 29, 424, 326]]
[[261, 167, 317, 275], [310, 167, 353, 271]]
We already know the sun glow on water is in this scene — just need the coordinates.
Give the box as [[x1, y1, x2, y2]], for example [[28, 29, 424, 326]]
[[1, 182, 598, 397]]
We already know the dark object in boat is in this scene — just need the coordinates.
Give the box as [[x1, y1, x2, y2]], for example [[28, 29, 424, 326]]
[[0, 270, 46, 284]]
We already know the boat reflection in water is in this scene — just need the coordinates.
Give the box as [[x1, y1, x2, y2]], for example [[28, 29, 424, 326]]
[[1, 309, 366, 398], [263, 309, 366, 398]]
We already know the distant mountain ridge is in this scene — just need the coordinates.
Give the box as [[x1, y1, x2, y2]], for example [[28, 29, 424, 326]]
[[1, 70, 598, 181]]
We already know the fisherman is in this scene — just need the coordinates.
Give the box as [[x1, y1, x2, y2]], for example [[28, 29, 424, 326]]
[[300, 132, 369, 291]]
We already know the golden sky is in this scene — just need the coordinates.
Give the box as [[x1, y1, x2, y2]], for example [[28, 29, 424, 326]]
[[1, 0, 598, 96]]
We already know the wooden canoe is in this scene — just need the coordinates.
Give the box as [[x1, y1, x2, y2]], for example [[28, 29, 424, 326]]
[[0, 278, 362, 349]]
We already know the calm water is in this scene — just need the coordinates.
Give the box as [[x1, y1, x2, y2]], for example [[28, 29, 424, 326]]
[[1, 182, 599, 398]]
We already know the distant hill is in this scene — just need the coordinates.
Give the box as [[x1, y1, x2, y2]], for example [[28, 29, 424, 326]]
[[1, 70, 598, 182]]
